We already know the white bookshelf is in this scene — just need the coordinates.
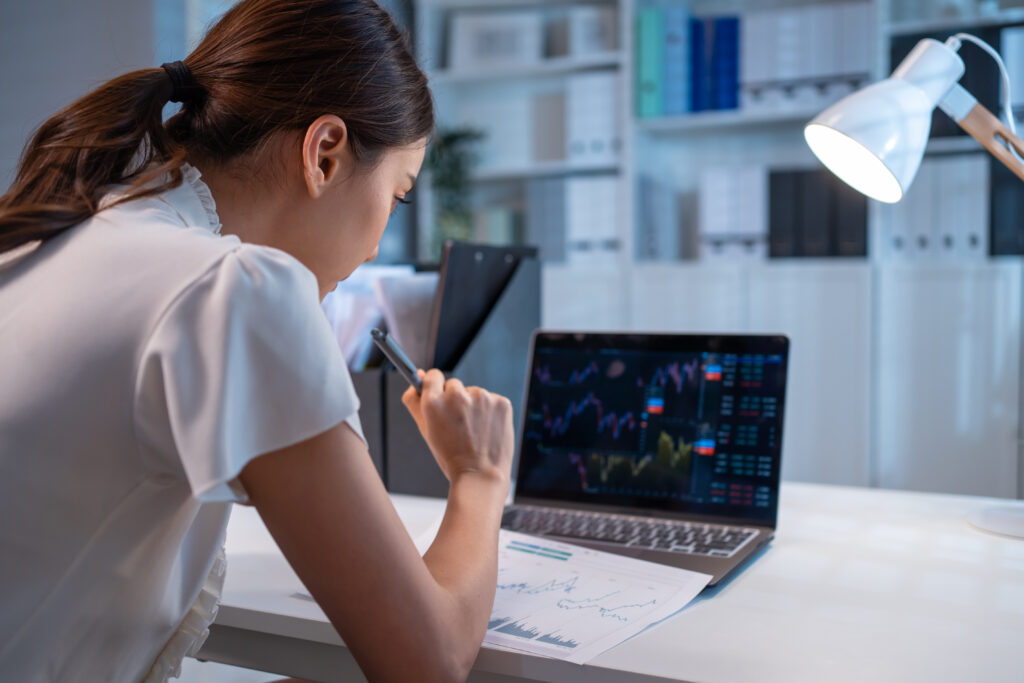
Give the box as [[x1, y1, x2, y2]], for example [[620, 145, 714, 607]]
[[414, 0, 1024, 499], [888, 7, 1024, 36], [431, 51, 623, 85], [472, 160, 621, 183], [636, 107, 825, 134]]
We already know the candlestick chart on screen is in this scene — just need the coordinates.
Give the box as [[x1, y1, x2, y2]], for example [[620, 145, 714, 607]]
[[517, 347, 782, 514]]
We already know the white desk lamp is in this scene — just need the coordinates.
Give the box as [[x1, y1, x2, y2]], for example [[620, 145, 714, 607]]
[[804, 34, 1024, 539]]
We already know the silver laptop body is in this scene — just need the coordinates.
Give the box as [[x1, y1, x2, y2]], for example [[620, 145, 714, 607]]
[[502, 331, 790, 587]]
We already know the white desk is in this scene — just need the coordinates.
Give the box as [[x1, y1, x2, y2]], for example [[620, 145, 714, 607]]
[[197, 483, 1024, 682]]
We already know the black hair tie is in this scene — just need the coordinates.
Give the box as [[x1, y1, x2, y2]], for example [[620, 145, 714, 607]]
[[161, 61, 202, 105]]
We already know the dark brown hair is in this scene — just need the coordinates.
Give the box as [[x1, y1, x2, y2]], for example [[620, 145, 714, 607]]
[[0, 0, 433, 254]]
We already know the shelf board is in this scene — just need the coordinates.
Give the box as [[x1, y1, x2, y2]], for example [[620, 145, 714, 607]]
[[423, 0, 616, 9], [471, 160, 619, 182], [925, 135, 984, 154], [431, 52, 622, 85], [637, 107, 823, 134], [887, 9, 1024, 36]]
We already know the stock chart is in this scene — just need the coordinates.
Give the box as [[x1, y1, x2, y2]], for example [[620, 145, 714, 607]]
[[518, 346, 784, 517]]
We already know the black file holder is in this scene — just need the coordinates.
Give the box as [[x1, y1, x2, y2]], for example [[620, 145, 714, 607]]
[[384, 258, 541, 498]]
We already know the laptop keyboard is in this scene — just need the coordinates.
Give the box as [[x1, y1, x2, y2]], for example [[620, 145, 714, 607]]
[[501, 506, 759, 558]]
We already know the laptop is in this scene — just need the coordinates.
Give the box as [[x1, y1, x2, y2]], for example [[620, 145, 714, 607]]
[[501, 331, 789, 586]]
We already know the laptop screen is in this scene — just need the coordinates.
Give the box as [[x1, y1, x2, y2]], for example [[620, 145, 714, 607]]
[[515, 332, 789, 525]]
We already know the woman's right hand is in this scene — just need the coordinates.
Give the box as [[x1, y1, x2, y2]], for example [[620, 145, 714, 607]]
[[402, 369, 514, 487]]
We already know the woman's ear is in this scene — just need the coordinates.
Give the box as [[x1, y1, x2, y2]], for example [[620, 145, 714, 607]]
[[301, 115, 351, 198]]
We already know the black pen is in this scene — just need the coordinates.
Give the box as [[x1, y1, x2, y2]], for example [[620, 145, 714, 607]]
[[370, 328, 423, 394]]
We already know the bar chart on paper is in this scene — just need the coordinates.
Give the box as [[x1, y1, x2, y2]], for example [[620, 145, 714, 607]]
[[485, 531, 711, 663]]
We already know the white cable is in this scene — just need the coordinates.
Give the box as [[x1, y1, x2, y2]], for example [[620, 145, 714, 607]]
[[947, 32, 1024, 163]]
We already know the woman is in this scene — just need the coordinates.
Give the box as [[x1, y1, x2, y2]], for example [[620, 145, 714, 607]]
[[0, 1, 514, 681]]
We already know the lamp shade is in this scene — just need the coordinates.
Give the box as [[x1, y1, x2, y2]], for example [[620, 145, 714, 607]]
[[804, 79, 934, 203], [804, 38, 966, 203]]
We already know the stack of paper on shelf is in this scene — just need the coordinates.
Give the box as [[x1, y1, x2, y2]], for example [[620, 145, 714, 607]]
[[448, 10, 543, 72], [698, 167, 767, 261], [566, 72, 621, 167], [568, 4, 617, 57], [566, 175, 621, 266]]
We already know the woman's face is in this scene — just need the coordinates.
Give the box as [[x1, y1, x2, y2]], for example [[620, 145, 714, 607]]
[[291, 137, 426, 297]]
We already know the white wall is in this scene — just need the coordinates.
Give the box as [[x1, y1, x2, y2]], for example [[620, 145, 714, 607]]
[[0, 0, 172, 189]]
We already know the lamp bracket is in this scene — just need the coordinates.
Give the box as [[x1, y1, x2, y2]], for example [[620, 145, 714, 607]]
[[958, 102, 1024, 184], [938, 83, 977, 122]]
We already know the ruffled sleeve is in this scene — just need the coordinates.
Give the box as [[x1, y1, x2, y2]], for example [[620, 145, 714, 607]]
[[133, 243, 364, 502]]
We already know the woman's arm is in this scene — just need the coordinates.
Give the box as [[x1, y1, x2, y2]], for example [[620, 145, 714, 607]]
[[239, 369, 513, 682]]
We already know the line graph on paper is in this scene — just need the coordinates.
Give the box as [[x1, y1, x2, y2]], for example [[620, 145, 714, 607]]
[[484, 531, 711, 663]]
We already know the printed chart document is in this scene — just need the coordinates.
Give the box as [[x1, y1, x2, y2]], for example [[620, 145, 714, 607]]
[[414, 522, 711, 664], [486, 531, 710, 663]]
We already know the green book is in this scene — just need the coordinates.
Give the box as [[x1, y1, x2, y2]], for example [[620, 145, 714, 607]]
[[636, 8, 665, 118]]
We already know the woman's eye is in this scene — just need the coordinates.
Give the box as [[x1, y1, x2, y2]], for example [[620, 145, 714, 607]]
[[390, 196, 411, 216]]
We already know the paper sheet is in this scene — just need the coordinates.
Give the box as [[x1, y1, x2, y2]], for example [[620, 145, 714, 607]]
[[415, 521, 711, 664], [321, 265, 414, 370], [484, 530, 710, 663], [372, 272, 439, 370]]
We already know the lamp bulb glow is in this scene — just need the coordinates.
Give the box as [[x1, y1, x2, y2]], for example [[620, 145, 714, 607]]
[[804, 124, 905, 203]]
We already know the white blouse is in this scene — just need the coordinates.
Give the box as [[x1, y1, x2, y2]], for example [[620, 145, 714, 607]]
[[0, 166, 364, 681]]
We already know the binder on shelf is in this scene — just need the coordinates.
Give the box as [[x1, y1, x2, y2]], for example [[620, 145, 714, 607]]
[[768, 170, 800, 258], [935, 156, 965, 259], [960, 155, 989, 260], [711, 17, 739, 111], [531, 91, 566, 163], [906, 159, 937, 260], [799, 170, 832, 257], [1002, 26, 1024, 125], [662, 6, 690, 116], [566, 72, 621, 166], [636, 174, 681, 261], [525, 177, 567, 263], [886, 180, 912, 260], [832, 175, 868, 257], [736, 166, 767, 240], [386, 250, 541, 497], [689, 18, 709, 112], [990, 155, 1024, 256], [769, 169, 867, 259], [566, 175, 621, 266], [636, 7, 664, 118]]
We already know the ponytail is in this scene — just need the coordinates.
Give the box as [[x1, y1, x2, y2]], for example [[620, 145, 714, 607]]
[[0, 0, 433, 256], [0, 67, 189, 253]]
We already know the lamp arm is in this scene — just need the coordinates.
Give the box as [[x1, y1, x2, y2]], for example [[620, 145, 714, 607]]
[[940, 83, 1024, 183], [959, 103, 1024, 183]]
